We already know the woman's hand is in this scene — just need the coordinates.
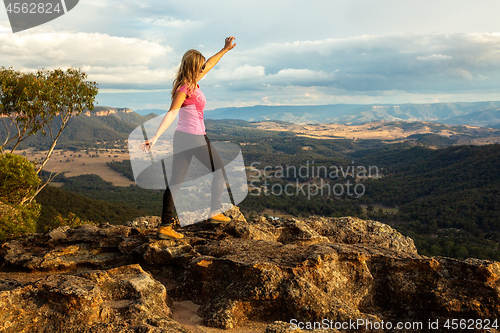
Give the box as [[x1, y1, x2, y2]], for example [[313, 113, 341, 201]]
[[140, 135, 157, 152], [223, 36, 236, 51], [197, 37, 236, 81]]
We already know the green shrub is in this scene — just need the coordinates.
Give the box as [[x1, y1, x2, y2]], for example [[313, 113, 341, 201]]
[[44, 212, 94, 232], [0, 153, 40, 205], [0, 201, 40, 241], [0, 153, 41, 241]]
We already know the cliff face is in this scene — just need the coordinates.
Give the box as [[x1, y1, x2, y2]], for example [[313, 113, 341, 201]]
[[1, 207, 499, 333], [82, 107, 133, 117]]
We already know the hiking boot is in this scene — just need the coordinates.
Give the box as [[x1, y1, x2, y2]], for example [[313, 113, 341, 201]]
[[209, 212, 232, 224], [157, 225, 184, 239]]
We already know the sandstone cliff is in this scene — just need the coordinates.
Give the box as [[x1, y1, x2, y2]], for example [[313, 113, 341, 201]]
[[1, 207, 499, 333], [82, 107, 133, 117]]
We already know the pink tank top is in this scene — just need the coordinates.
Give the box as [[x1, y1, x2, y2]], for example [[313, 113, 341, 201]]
[[175, 84, 206, 135]]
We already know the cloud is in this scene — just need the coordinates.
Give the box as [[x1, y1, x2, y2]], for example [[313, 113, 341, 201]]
[[226, 33, 500, 94], [416, 54, 452, 61], [0, 30, 170, 69], [93, 31, 500, 106], [3, 0, 500, 109], [3, 25, 500, 101], [265, 68, 335, 86], [212, 64, 266, 81], [0, 24, 173, 89], [138, 17, 200, 28], [82, 65, 177, 88]]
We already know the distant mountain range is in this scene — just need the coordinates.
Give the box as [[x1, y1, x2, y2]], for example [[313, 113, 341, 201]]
[[55, 107, 157, 142], [6, 101, 500, 151], [134, 109, 167, 117], [1, 107, 158, 150], [189, 101, 500, 128]]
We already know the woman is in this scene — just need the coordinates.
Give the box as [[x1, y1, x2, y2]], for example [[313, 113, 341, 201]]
[[140, 36, 236, 239]]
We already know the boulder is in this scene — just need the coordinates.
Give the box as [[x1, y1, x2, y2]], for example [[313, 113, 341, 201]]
[[0, 264, 186, 332]]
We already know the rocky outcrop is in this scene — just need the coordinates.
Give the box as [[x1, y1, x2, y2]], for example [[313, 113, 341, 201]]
[[83, 107, 133, 117], [1, 206, 499, 333], [0, 264, 186, 332]]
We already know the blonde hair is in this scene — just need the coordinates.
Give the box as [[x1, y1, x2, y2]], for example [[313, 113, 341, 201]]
[[172, 49, 206, 99]]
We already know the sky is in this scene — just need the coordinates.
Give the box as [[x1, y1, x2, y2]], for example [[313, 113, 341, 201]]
[[1, 0, 500, 112]]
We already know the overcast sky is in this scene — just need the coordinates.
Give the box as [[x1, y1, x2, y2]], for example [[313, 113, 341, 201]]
[[1, 0, 500, 111]]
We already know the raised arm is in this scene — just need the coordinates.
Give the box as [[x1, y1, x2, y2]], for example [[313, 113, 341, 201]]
[[139, 90, 186, 152], [197, 36, 236, 81]]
